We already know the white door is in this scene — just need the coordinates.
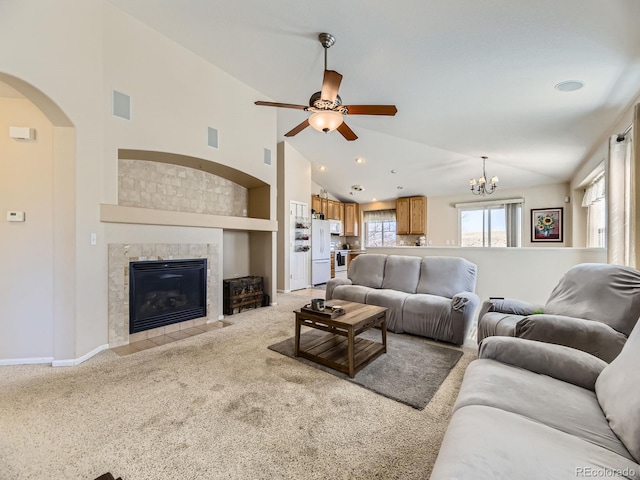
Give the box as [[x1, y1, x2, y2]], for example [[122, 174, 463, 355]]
[[290, 201, 309, 291]]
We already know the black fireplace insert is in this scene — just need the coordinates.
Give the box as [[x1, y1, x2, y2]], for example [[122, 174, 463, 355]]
[[129, 258, 207, 334]]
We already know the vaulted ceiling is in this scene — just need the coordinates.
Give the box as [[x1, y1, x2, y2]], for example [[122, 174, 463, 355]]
[[109, 0, 640, 202]]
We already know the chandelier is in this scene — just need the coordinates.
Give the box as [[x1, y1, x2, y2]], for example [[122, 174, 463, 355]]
[[469, 156, 499, 195]]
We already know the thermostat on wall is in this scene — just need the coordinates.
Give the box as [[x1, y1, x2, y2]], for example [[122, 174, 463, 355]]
[[6, 211, 25, 222]]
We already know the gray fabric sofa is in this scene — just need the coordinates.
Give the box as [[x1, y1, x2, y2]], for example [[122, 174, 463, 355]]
[[325, 254, 479, 345], [477, 263, 640, 362], [430, 322, 640, 480]]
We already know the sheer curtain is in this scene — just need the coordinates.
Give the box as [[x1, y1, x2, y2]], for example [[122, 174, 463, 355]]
[[607, 106, 636, 266], [582, 173, 606, 248]]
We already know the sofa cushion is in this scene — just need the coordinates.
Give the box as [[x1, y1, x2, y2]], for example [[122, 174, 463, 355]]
[[430, 405, 640, 480], [596, 321, 640, 463], [545, 263, 640, 336], [416, 256, 477, 298], [403, 294, 453, 341], [365, 289, 410, 333], [381, 255, 421, 293], [347, 254, 387, 289], [455, 359, 632, 459], [331, 285, 375, 305]]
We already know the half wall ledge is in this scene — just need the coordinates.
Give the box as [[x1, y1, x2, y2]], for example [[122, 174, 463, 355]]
[[100, 204, 277, 232]]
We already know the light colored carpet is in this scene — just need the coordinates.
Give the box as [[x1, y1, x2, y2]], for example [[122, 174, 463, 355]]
[[0, 289, 476, 480]]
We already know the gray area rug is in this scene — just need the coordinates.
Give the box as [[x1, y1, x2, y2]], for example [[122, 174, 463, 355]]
[[268, 329, 463, 410]]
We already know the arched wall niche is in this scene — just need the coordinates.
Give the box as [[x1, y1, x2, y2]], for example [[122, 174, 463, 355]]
[[0, 73, 73, 127], [118, 149, 271, 220], [0, 72, 77, 363]]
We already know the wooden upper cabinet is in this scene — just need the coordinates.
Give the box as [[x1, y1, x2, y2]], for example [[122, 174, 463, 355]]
[[396, 196, 427, 235], [409, 196, 427, 235], [328, 200, 340, 220], [396, 197, 411, 234], [344, 203, 359, 236], [339, 202, 345, 223], [311, 195, 323, 216]]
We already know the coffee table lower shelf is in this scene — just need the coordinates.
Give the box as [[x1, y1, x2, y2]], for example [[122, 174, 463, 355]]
[[297, 332, 385, 377]]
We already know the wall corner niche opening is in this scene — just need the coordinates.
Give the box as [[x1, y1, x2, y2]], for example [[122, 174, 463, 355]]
[[112, 90, 131, 120]]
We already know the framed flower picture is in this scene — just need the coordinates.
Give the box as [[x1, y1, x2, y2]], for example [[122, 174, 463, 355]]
[[531, 207, 563, 242]]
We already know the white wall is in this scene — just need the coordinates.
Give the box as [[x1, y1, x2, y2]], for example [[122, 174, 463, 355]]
[[0, 98, 55, 360], [277, 142, 311, 291], [367, 246, 606, 306], [0, 0, 278, 362], [223, 231, 250, 279], [424, 183, 571, 247]]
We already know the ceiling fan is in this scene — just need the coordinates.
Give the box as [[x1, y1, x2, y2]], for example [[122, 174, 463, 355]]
[[255, 33, 397, 141]]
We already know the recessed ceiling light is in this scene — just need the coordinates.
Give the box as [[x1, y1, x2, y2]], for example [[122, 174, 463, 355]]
[[554, 80, 584, 92], [372, 198, 377, 202], [390, 169, 397, 174], [318, 165, 326, 171], [355, 157, 365, 164]]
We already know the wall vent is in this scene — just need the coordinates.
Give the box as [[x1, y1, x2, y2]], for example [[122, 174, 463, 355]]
[[263, 148, 272, 166], [112, 90, 131, 120], [207, 127, 219, 149]]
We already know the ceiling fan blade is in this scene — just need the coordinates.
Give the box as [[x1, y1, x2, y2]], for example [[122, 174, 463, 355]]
[[255, 101, 308, 110], [320, 70, 343, 102], [337, 122, 358, 141], [344, 105, 398, 116], [284, 119, 310, 137]]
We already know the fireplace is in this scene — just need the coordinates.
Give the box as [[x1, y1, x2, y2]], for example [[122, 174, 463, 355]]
[[129, 259, 207, 334]]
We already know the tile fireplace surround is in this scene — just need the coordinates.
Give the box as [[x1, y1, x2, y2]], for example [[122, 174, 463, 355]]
[[108, 243, 219, 347]]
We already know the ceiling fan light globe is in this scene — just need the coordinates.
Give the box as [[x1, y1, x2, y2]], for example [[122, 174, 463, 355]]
[[309, 110, 343, 133]]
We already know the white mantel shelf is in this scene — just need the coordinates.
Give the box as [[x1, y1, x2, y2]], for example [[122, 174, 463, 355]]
[[100, 204, 277, 232]]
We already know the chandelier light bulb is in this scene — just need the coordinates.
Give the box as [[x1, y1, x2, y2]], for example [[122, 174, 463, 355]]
[[308, 110, 344, 133]]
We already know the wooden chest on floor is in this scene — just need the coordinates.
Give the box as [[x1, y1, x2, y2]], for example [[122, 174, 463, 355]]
[[223, 276, 265, 315]]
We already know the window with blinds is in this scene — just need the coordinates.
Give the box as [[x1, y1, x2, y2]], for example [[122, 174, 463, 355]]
[[363, 209, 397, 247]]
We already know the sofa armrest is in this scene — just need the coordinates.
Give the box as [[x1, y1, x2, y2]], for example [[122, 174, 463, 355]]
[[325, 278, 352, 300], [449, 292, 480, 345], [478, 298, 540, 320], [479, 336, 607, 390], [515, 314, 627, 363]]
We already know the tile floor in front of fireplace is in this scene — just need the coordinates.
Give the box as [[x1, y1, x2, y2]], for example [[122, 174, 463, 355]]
[[111, 321, 232, 356]]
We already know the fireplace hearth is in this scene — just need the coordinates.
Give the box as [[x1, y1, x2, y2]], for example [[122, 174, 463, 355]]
[[129, 259, 207, 334]]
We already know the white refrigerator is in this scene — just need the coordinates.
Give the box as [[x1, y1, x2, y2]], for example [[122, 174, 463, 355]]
[[311, 219, 331, 285]]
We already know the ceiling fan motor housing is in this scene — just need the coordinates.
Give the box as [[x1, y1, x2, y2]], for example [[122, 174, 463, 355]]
[[309, 91, 342, 109]]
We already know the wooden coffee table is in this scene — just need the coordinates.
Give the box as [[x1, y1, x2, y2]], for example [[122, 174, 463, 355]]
[[294, 301, 387, 378]]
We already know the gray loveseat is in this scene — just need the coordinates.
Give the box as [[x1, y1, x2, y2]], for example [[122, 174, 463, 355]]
[[477, 263, 640, 362], [431, 321, 640, 479], [325, 254, 479, 345]]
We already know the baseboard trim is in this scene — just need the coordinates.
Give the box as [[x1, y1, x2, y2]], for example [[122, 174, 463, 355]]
[[277, 289, 291, 293], [217, 315, 225, 320], [0, 356, 54, 366], [52, 344, 109, 367]]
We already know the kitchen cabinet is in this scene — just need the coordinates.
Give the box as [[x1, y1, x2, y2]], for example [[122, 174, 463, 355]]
[[344, 203, 359, 236], [396, 196, 427, 235], [311, 195, 328, 218], [339, 202, 345, 225], [330, 255, 335, 279], [311, 195, 322, 216], [328, 200, 340, 220]]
